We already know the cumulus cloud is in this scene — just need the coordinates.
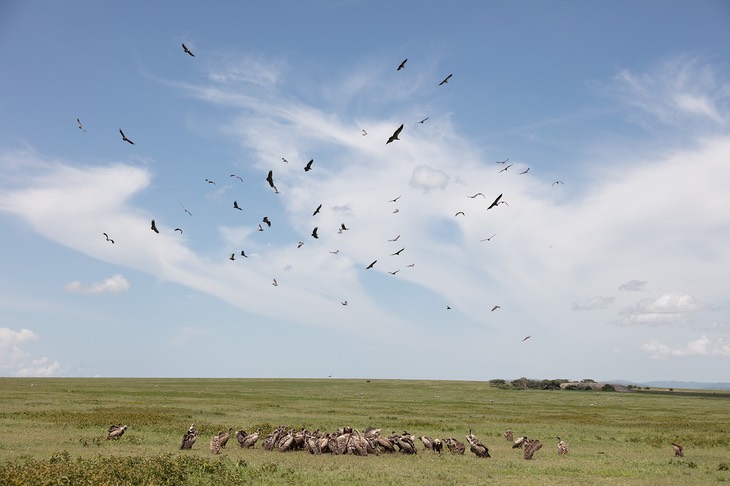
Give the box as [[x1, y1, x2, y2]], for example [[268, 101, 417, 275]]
[[409, 165, 450, 192], [64, 274, 130, 294], [621, 293, 702, 325], [572, 296, 615, 311], [618, 280, 648, 291], [0, 327, 60, 376], [642, 335, 730, 358]]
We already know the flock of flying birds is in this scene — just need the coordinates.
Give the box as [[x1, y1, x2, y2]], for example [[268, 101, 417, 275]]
[[77, 44, 568, 342]]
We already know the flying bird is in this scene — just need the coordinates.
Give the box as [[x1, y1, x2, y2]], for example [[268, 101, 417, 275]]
[[392, 208, 400, 214], [388, 235, 401, 242], [312, 204, 322, 216], [174, 228, 183, 234], [262, 216, 271, 227], [498, 164, 513, 173], [230, 174, 243, 182], [340, 223, 349, 231], [455, 211, 465, 217], [491, 305, 500, 312], [257, 224, 263, 232], [386, 124, 404, 144], [522, 335, 531, 342], [272, 279, 278, 286], [266, 170, 276, 191], [418, 116, 429, 124], [181, 43, 195, 57], [240, 250, 248, 258], [150, 220, 159, 233], [439, 74, 452, 85], [205, 179, 216, 185], [341, 300, 348, 306], [552, 180, 564, 185], [229, 253, 235, 261], [388, 270, 400, 275], [304, 159, 314, 172], [102, 233, 115, 244], [468, 193, 485, 198], [119, 129, 134, 144], [329, 250, 339, 254], [388, 196, 401, 203], [362, 129, 367, 136], [519, 168, 530, 175], [366, 260, 377, 269], [180, 204, 192, 216], [480, 234, 496, 242], [496, 158, 509, 164], [311, 227, 319, 239], [446, 306, 451, 310], [487, 194, 503, 210], [391, 247, 405, 256], [406, 263, 415, 267], [233, 201, 242, 210], [76, 118, 86, 132], [297, 241, 304, 248], [281, 157, 288, 163], [397, 58, 407, 71]]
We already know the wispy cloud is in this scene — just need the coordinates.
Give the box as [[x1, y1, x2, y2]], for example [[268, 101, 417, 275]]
[[619, 280, 648, 291], [643, 335, 730, 358], [64, 274, 130, 294], [572, 296, 615, 311], [621, 293, 702, 326]]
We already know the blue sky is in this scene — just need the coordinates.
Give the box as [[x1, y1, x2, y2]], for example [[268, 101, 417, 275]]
[[1, 1, 729, 381]]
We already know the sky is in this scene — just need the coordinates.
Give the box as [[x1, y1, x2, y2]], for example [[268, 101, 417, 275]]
[[1, 1, 729, 382]]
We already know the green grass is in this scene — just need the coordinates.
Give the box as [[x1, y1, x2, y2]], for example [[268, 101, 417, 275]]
[[0, 378, 728, 485]]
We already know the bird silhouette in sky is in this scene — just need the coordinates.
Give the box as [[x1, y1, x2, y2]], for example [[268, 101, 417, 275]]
[[341, 300, 348, 306], [257, 224, 264, 232], [263, 216, 271, 227], [313, 204, 322, 216], [386, 124, 403, 144], [480, 234, 496, 242], [496, 158, 509, 164], [266, 170, 277, 192], [487, 194, 503, 210], [455, 211, 465, 217], [297, 241, 304, 248], [552, 180, 564, 185], [499, 164, 513, 173], [150, 220, 159, 233], [439, 74, 452, 85], [229, 253, 236, 261], [77, 118, 86, 132], [362, 129, 367, 136], [205, 179, 216, 185], [340, 223, 349, 232], [102, 233, 114, 244], [388, 270, 400, 275], [391, 247, 405, 256], [491, 305, 501, 312], [281, 157, 288, 163], [418, 116, 429, 124], [312, 227, 319, 239], [272, 279, 278, 286], [397, 58, 407, 71], [329, 250, 339, 254], [406, 263, 415, 268], [519, 168, 530, 175], [522, 335, 531, 342], [366, 260, 377, 269], [119, 129, 134, 144], [240, 250, 248, 258], [180, 204, 192, 216], [388, 196, 401, 203], [182, 43, 195, 57], [233, 201, 242, 210], [304, 159, 314, 172], [468, 193, 485, 198], [230, 174, 243, 182], [388, 235, 401, 242], [174, 228, 183, 234]]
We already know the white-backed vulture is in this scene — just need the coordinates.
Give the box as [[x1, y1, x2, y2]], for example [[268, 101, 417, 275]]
[[524, 438, 543, 460], [466, 430, 491, 458], [106, 424, 127, 440]]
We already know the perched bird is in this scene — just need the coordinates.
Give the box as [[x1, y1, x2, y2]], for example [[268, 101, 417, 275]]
[[397, 58, 407, 71], [672, 443, 684, 457], [388, 235, 401, 242], [466, 430, 490, 458], [444, 437, 466, 455], [498, 164, 513, 173], [150, 220, 159, 233], [218, 428, 233, 449], [366, 260, 377, 269], [181, 426, 198, 450], [119, 129, 134, 144], [487, 194, 503, 210], [304, 159, 314, 172], [557, 437, 569, 455], [311, 227, 319, 239], [491, 305, 500, 312], [480, 234, 497, 242], [391, 247, 405, 256], [210, 435, 222, 455], [386, 124, 404, 144], [524, 439, 543, 460], [263, 216, 271, 227], [418, 116, 429, 124], [230, 174, 243, 182], [504, 430, 514, 442], [522, 335, 531, 342], [233, 200, 242, 210], [180, 204, 192, 216], [455, 211, 465, 217], [205, 179, 216, 185], [77, 118, 87, 132], [106, 424, 127, 440], [102, 233, 114, 244], [181, 43, 195, 57], [313, 204, 322, 216], [439, 74, 452, 85], [519, 168, 530, 175], [512, 436, 528, 449]]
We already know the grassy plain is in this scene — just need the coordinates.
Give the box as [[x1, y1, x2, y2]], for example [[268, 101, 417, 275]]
[[0, 378, 728, 485]]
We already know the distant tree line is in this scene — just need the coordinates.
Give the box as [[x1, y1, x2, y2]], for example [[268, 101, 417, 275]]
[[488, 378, 618, 391]]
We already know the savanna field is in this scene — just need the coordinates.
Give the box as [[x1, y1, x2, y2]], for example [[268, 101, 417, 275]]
[[0, 378, 728, 485]]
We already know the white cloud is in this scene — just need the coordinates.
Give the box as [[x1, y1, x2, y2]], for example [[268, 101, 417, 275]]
[[0, 327, 60, 376], [642, 335, 730, 358], [409, 165, 450, 192], [572, 296, 615, 311], [64, 274, 130, 294], [618, 280, 648, 291], [621, 293, 702, 325]]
